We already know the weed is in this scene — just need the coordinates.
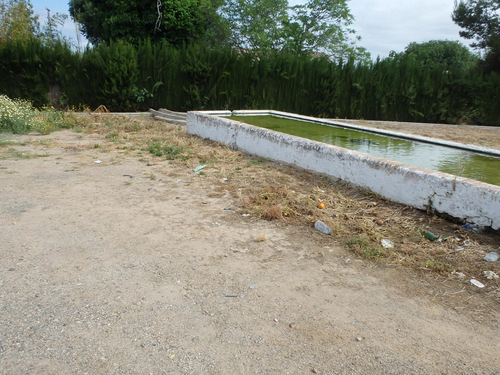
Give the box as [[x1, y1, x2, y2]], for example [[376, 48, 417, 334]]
[[0, 140, 26, 147], [0, 95, 38, 134], [425, 260, 446, 272], [147, 139, 184, 160], [347, 235, 385, 259], [0, 148, 42, 160], [106, 131, 119, 140]]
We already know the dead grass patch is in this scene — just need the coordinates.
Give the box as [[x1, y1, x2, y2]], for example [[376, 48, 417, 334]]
[[73, 114, 499, 286]]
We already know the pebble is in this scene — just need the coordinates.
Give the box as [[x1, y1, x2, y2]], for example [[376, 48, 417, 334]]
[[483, 252, 499, 262]]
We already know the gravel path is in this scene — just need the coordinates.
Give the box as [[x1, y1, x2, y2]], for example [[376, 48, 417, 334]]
[[0, 130, 499, 374]]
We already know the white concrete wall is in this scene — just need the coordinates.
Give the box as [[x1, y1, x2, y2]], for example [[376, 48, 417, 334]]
[[187, 111, 500, 230]]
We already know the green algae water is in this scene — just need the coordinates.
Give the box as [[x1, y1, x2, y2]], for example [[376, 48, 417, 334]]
[[230, 115, 500, 186]]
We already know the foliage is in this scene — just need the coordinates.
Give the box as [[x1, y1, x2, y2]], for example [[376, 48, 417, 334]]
[[69, 0, 222, 46], [147, 138, 185, 159], [80, 40, 139, 111], [0, 94, 74, 134], [283, 0, 369, 61], [1, 39, 500, 125], [0, 38, 80, 108], [221, 0, 289, 53], [0, 94, 38, 133], [220, 0, 368, 60], [453, 0, 500, 50], [453, 0, 500, 72], [40, 9, 68, 46], [0, 0, 39, 44], [402, 40, 479, 74]]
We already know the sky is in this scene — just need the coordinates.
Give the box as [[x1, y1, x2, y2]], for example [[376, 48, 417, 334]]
[[30, 0, 472, 59]]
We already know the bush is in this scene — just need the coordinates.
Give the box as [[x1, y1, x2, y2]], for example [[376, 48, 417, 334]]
[[0, 95, 39, 133]]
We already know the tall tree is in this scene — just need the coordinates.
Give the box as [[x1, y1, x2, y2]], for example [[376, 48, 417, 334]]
[[68, 0, 224, 46], [403, 40, 478, 74], [221, 0, 368, 60], [0, 0, 39, 44], [453, 0, 500, 71], [283, 0, 369, 61], [221, 0, 289, 53], [40, 8, 68, 46]]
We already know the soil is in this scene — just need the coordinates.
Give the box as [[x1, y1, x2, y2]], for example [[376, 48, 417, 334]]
[[1, 117, 499, 374]]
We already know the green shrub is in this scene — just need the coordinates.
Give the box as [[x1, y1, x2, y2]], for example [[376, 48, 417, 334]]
[[0, 95, 39, 133]]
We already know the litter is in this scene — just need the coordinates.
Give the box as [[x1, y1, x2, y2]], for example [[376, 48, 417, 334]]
[[314, 220, 332, 235], [94, 160, 102, 164], [451, 270, 465, 278], [482, 271, 498, 280], [193, 164, 206, 172], [381, 239, 394, 249], [423, 230, 439, 241], [448, 246, 465, 254], [483, 251, 499, 262], [470, 279, 485, 288]]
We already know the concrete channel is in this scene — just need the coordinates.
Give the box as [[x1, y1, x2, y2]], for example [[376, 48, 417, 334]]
[[186, 110, 500, 230]]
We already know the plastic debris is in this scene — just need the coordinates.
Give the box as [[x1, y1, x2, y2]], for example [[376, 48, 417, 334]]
[[461, 223, 483, 233], [423, 230, 439, 241], [314, 220, 332, 235], [470, 279, 485, 288], [193, 164, 206, 172], [94, 160, 102, 164], [482, 271, 499, 280], [381, 239, 394, 249], [448, 246, 465, 254], [451, 270, 465, 278], [212, 222, 220, 227], [483, 251, 499, 262]]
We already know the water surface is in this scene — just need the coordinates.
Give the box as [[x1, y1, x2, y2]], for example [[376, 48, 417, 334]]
[[230, 115, 500, 186]]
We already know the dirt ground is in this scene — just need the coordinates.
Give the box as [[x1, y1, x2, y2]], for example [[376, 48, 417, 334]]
[[0, 116, 499, 374]]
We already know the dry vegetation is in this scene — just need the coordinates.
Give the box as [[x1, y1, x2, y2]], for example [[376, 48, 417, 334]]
[[60, 114, 499, 296]]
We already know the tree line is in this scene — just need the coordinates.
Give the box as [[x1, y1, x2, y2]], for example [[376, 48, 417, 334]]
[[0, 0, 499, 124], [1, 38, 499, 124]]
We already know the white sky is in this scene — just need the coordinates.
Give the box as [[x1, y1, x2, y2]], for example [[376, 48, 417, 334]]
[[30, 0, 472, 58], [346, 0, 470, 58]]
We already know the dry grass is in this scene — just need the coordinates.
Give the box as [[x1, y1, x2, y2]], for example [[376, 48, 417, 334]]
[[74, 114, 500, 285]]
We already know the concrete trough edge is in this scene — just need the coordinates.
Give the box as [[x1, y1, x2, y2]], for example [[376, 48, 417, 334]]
[[232, 110, 500, 157], [187, 110, 500, 230]]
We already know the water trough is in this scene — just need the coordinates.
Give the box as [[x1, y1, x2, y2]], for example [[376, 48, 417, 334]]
[[186, 110, 500, 230]]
